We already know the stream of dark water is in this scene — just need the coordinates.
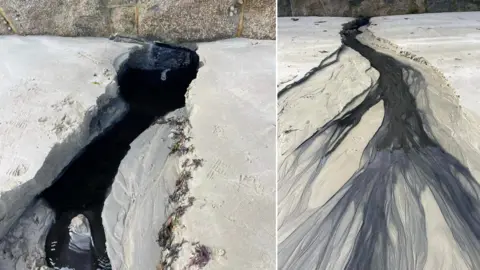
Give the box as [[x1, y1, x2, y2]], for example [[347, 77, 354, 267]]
[[40, 43, 199, 270], [278, 18, 480, 270]]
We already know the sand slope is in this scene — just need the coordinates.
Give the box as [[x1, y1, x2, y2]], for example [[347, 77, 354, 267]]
[[0, 36, 134, 269], [369, 12, 480, 114], [277, 17, 353, 91], [170, 39, 276, 270]]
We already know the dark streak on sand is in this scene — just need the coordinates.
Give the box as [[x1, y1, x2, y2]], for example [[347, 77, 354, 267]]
[[277, 46, 345, 99], [40, 43, 199, 270], [279, 18, 480, 269]]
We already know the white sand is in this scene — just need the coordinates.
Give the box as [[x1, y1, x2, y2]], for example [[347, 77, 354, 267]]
[[102, 108, 183, 270], [0, 36, 134, 269], [170, 39, 276, 270], [277, 17, 379, 236], [360, 29, 480, 269], [278, 15, 480, 270], [369, 12, 480, 114], [277, 17, 353, 90]]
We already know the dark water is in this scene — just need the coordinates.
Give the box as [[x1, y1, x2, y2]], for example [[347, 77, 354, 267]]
[[278, 18, 480, 269], [40, 43, 199, 270]]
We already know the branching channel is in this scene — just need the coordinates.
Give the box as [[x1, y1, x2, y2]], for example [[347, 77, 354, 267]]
[[278, 18, 480, 270]]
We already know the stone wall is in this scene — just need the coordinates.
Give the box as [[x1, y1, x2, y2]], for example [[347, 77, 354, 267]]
[[0, 0, 275, 41], [278, 0, 480, 16]]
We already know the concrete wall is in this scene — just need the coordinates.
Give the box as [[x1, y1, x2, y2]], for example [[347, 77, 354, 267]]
[[0, 0, 275, 41]]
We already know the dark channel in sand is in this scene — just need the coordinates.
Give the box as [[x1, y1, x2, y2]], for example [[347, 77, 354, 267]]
[[39, 43, 199, 270], [278, 18, 480, 269]]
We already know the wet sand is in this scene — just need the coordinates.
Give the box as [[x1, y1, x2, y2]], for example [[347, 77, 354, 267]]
[[278, 16, 480, 270]]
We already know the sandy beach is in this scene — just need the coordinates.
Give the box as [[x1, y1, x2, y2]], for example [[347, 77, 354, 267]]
[[278, 13, 480, 270]]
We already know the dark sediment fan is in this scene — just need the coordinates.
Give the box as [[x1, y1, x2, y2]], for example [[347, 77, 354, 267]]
[[278, 18, 480, 269], [40, 43, 199, 270]]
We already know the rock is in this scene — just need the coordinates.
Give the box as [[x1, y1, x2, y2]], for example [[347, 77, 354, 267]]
[[137, 0, 238, 42], [426, 0, 480, 12], [0, 0, 110, 36], [278, 0, 292, 16], [0, 201, 54, 269], [0, 0, 275, 40], [242, 0, 276, 39], [0, 36, 134, 244], [111, 6, 137, 36], [278, 0, 480, 16]]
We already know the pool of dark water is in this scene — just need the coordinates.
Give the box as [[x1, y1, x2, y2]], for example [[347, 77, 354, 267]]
[[40, 43, 199, 270]]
